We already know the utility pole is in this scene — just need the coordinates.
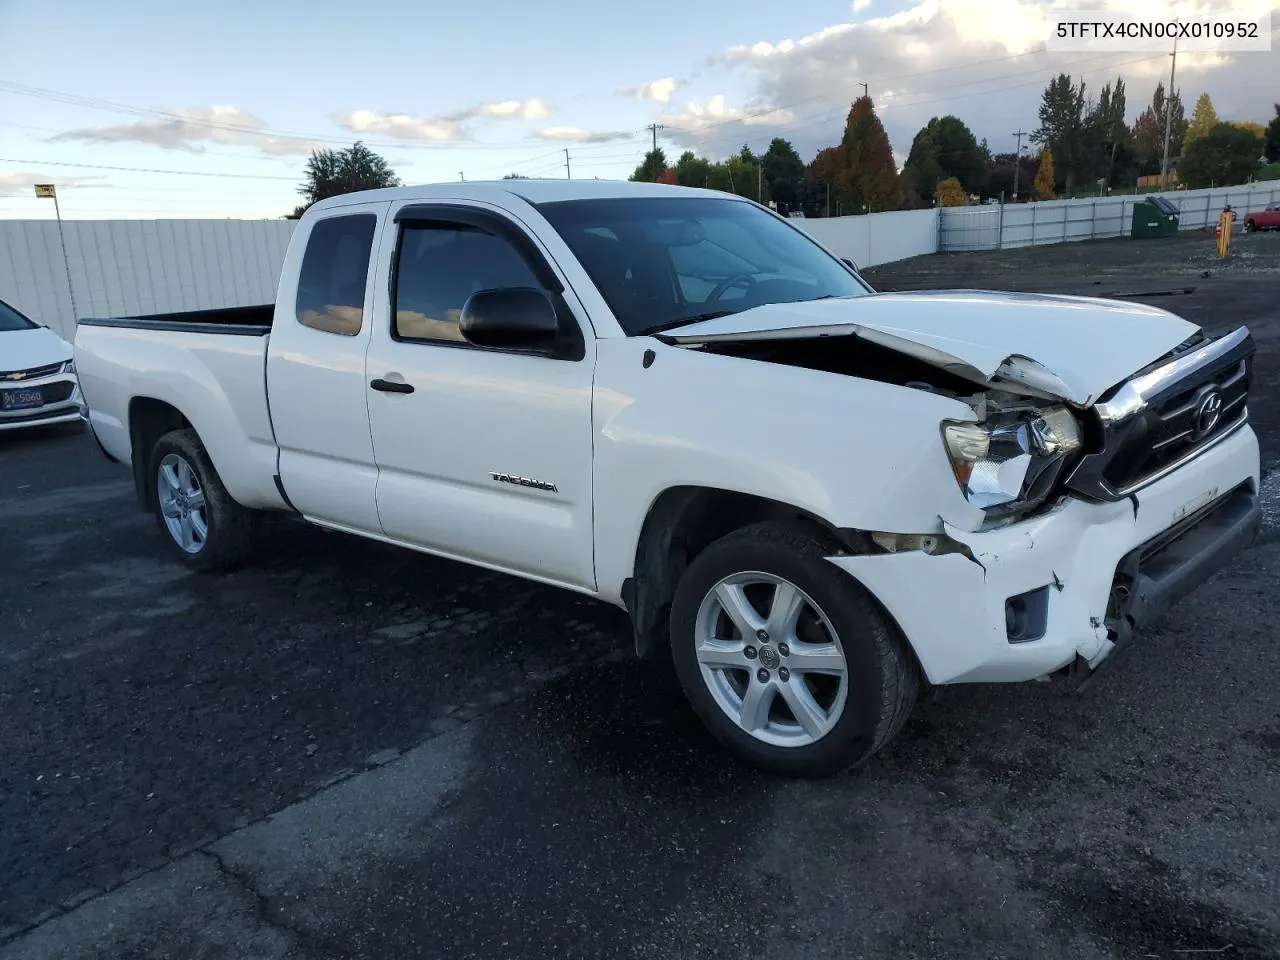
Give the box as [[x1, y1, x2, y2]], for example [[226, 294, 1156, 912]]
[[645, 122, 665, 152], [757, 163, 762, 203], [564, 149, 571, 179], [1159, 37, 1178, 187], [1011, 129, 1028, 200], [458, 171, 465, 181], [859, 82, 868, 99]]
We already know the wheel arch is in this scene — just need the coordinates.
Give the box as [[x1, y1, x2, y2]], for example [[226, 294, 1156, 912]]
[[620, 485, 873, 658], [128, 397, 193, 512]]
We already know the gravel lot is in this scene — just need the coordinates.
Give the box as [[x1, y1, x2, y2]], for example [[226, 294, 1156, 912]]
[[2, 230, 1279, 960]]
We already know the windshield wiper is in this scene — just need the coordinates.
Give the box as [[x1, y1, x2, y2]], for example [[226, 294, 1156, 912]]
[[642, 294, 845, 337], [642, 310, 735, 335]]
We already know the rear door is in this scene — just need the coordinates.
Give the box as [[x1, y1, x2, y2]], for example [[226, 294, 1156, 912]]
[[362, 200, 597, 591], [267, 205, 388, 533]]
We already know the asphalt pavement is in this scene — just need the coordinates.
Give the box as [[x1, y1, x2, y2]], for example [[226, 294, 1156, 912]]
[[2, 230, 1279, 959]]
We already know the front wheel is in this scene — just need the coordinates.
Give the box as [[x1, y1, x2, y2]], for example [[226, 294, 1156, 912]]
[[148, 428, 258, 571], [668, 521, 920, 778]]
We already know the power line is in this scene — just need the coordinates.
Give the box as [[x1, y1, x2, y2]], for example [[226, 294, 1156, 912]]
[[0, 79, 649, 153], [667, 49, 1157, 152], [0, 156, 298, 180], [676, 51, 1163, 155], [653, 48, 1061, 141]]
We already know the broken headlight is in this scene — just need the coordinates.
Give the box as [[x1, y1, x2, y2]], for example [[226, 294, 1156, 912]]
[[941, 404, 1083, 516]]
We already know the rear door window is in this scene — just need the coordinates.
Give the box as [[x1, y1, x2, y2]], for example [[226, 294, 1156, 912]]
[[294, 214, 378, 336]]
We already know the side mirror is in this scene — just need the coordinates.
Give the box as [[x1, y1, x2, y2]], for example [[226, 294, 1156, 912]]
[[459, 287, 559, 350], [841, 257, 860, 272]]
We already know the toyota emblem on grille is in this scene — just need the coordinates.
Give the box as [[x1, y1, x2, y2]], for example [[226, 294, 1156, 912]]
[[1194, 389, 1223, 438]]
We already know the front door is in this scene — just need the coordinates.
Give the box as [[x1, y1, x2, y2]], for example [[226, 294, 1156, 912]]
[[363, 201, 597, 591]]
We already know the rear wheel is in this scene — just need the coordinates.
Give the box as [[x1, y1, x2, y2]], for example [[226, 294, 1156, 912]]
[[148, 428, 258, 571], [668, 521, 920, 777]]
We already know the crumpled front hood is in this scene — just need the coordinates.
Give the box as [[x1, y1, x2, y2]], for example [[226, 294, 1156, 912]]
[[1, 326, 72, 372], [658, 289, 1200, 406]]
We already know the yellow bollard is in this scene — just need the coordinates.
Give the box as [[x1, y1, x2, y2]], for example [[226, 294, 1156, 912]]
[[1217, 206, 1234, 257]]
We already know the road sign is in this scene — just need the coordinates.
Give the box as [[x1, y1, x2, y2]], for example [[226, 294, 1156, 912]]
[[34, 184, 56, 199]]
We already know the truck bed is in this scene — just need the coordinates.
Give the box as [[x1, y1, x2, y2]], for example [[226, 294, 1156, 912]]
[[74, 311, 286, 513], [77, 304, 273, 337]]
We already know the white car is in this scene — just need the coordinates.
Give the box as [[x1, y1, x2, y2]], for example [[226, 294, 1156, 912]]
[[72, 180, 1262, 776], [0, 298, 85, 432]]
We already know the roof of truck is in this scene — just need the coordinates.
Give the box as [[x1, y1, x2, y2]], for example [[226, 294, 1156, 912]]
[[306, 178, 735, 214]]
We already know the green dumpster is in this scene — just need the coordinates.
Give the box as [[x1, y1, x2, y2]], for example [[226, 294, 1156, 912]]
[[1131, 196, 1180, 238]]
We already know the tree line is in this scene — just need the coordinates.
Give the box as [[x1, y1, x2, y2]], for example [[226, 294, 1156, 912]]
[[628, 75, 1280, 215], [282, 76, 1280, 219]]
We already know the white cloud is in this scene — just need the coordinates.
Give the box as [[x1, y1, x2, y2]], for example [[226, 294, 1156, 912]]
[[530, 126, 635, 143], [52, 106, 322, 156], [332, 99, 555, 142], [853, 0, 872, 11], [671, 0, 1280, 163], [658, 95, 796, 141], [332, 109, 462, 142], [0, 172, 101, 197], [448, 99, 553, 121], [618, 78, 679, 103]]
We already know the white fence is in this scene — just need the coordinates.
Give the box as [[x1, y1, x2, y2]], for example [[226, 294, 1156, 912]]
[[2, 179, 1277, 344], [0, 219, 295, 341], [792, 208, 939, 269], [939, 180, 1280, 252]]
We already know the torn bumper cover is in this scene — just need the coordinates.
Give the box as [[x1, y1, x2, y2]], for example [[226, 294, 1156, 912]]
[[828, 423, 1261, 685]]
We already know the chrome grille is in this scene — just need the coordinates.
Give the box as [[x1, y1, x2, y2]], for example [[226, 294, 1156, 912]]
[[1, 361, 64, 381], [1065, 326, 1255, 501]]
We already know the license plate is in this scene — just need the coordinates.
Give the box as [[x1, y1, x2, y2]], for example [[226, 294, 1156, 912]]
[[1, 388, 43, 411], [1172, 486, 1219, 524]]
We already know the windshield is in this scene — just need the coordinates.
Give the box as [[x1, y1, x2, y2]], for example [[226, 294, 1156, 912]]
[[0, 300, 38, 332], [536, 196, 870, 335]]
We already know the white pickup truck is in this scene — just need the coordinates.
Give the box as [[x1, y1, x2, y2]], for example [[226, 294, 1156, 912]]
[[75, 180, 1262, 777]]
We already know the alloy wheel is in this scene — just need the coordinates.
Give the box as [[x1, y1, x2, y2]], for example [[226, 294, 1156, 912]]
[[692, 571, 849, 747]]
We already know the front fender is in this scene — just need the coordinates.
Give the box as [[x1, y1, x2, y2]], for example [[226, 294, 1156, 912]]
[[591, 338, 984, 603]]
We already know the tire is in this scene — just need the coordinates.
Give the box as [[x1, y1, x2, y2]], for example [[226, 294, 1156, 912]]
[[668, 521, 920, 778], [148, 427, 258, 571], [1244, 220, 1255, 233]]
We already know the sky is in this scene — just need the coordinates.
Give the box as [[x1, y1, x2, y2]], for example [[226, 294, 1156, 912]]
[[1, 0, 1276, 220]]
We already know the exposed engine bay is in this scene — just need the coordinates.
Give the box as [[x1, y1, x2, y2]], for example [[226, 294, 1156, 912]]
[[697, 332, 1092, 524], [693, 333, 984, 396]]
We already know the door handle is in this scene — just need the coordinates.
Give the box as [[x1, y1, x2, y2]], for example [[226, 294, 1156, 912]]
[[370, 378, 415, 394]]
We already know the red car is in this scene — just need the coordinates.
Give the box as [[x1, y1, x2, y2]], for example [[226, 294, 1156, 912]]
[[1244, 201, 1280, 232]]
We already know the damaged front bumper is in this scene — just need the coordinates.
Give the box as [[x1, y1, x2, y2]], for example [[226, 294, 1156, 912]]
[[828, 423, 1261, 685]]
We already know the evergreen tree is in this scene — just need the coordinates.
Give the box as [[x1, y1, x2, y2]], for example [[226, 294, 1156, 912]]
[[902, 116, 986, 204], [630, 148, 669, 182], [1033, 74, 1093, 193], [836, 96, 904, 212]]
